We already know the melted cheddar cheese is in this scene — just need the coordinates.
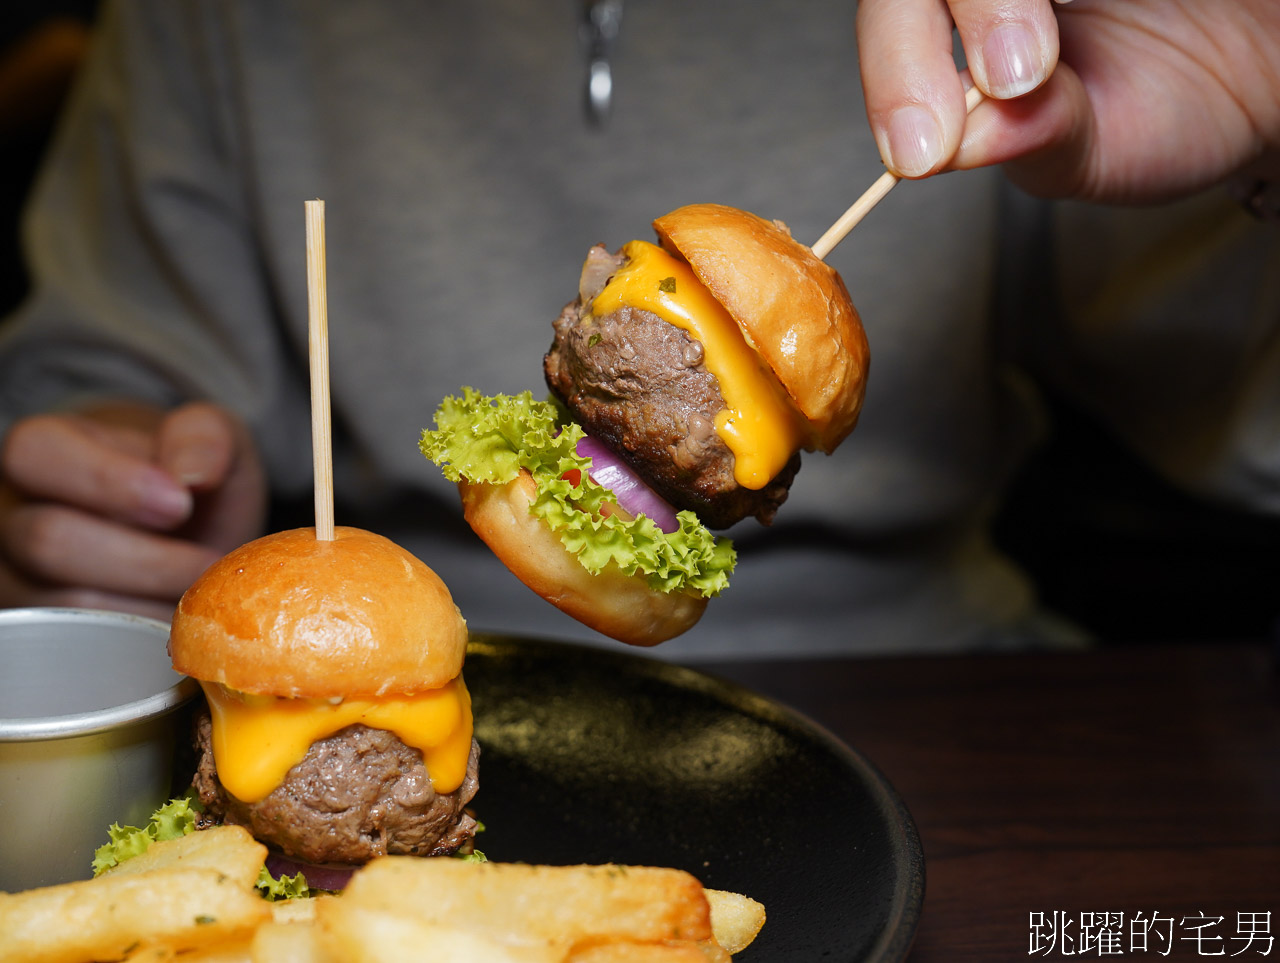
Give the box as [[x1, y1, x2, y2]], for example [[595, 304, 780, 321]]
[[587, 239, 805, 489], [200, 676, 472, 804]]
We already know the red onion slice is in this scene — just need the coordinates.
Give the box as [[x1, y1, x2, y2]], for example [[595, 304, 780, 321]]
[[575, 435, 680, 534], [265, 851, 355, 892]]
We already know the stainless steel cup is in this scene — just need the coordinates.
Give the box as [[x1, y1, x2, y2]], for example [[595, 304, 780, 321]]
[[0, 608, 198, 891]]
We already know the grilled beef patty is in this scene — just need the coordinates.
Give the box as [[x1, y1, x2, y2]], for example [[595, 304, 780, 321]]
[[543, 244, 798, 528], [192, 707, 479, 866]]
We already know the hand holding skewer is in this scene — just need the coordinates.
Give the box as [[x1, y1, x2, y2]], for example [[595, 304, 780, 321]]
[[812, 86, 985, 260]]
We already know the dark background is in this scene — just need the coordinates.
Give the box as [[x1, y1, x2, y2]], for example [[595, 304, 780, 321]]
[[992, 389, 1280, 645]]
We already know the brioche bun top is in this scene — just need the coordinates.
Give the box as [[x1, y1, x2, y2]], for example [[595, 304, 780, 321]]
[[652, 203, 869, 453], [169, 526, 467, 699]]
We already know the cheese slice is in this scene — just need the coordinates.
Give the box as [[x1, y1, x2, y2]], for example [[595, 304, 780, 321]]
[[200, 676, 473, 804], [587, 239, 806, 490]]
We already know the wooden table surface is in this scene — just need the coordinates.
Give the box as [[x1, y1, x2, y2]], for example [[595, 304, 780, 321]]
[[699, 642, 1280, 960]]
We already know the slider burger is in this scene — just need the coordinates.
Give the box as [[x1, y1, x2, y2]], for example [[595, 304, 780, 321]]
[[168, 526, 478, 890], [421, 203, 868, 647]]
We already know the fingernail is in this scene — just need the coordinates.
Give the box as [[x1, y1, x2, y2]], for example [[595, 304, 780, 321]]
[[983, 22, 1048, 99], [170, 455, 210, 487], [884, 105, 944, 177], [133, 468, 192, 525], [167, 438, 216, 486]]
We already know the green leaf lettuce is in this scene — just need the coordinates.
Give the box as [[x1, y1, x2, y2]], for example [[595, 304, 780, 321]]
[[420, 388, 735, 597], [256, 865, 311, 900], [93, 795, 309, 900], [92, 796, 200, 876]]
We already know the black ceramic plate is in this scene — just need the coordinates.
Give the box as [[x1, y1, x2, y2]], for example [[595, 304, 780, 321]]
[[464, 635, 924, 962]]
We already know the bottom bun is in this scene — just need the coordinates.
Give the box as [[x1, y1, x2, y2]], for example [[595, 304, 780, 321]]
[[458, 471, 707, 646]]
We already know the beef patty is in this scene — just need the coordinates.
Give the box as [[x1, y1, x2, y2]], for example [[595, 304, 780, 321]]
[[192, 707, 479, 866], [543, 244, 798, 528]]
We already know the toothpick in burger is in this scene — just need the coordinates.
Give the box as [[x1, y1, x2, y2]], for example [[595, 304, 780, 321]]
[[420, 203, 868, 647]]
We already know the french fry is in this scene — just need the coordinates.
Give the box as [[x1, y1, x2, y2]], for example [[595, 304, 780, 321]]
[[343, 858, 713, 947], [122, 937, 254, 963], [318, 900, 562, 963], [703, 889, 766, 954], [121, 947, 178, 963], [102, 826, 266, 889], [1, 832, 763, 963], [251, 921, 334, 963], [567, 941, 731, 962], [269, 892, 336, 925], [0, 866, 270, 963], [166, 939, 254, 962]]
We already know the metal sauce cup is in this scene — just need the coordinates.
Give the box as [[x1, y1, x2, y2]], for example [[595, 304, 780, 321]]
[[0, 608, 198, 891]]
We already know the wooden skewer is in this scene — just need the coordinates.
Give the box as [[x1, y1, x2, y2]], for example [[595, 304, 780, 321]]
[[811, 85, 986, 260], [305, 199, 335, 541]]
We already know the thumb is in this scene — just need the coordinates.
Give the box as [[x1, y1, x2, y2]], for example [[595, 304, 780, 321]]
[[157, 403, 268, 554], [951, 63, 1096, 199], [155, 402, 240, 491]]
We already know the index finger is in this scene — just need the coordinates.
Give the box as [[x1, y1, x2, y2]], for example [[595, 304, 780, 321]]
[[2, 414, 192, 529], [156, 402, 241, 491], [949, 0, 1058, 102]]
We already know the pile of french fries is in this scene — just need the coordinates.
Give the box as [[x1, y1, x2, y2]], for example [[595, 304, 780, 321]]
[[0, 827, 765, 962]]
